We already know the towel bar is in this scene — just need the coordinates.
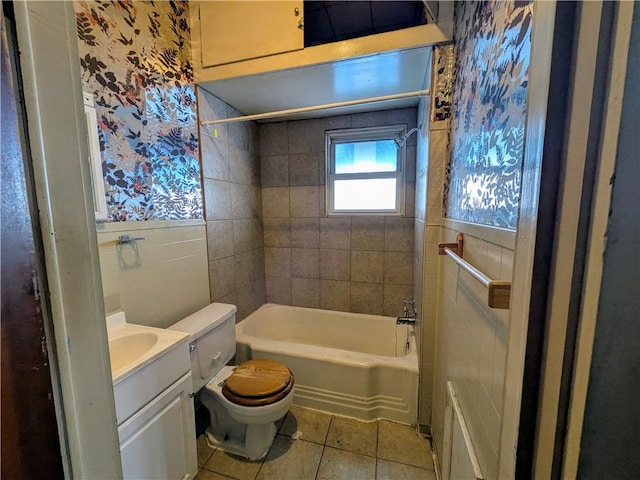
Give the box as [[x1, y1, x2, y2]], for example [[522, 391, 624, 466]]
[[438, 233, 511, 309]]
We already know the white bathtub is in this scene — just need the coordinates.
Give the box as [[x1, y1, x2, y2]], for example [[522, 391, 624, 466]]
[[235, 304, 418, 425]]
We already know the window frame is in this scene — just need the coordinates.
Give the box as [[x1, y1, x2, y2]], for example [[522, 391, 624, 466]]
[[325, 125, 407, 216], [83, 92, 108, 221]]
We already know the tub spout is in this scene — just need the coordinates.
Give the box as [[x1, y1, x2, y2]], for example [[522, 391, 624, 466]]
[[396, 317, 416, 325], [396, 298, 417, 325]]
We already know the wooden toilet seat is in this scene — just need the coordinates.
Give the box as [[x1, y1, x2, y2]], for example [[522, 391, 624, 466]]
[[222, 359, 294, 407]]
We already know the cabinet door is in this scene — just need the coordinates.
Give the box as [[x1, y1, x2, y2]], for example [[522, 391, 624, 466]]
[[118, 373, 197, 480], [199, 1, 303, 67]]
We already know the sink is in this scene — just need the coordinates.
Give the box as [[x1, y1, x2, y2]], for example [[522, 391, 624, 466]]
[[106, 320, 195, 479], [109, 332, 159, 372], [107, 323, 189, 384]]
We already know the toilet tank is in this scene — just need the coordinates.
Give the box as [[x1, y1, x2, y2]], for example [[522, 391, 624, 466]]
[[167, 303, 237, 392]]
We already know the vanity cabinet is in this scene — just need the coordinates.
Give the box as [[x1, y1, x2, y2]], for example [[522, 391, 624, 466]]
[[198, 1, 303, 67], [118, 372, 196, 480], [112, 336, 197, 479]]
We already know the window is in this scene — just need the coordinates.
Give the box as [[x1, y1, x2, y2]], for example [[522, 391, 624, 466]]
[[326, 125, 406, 215]]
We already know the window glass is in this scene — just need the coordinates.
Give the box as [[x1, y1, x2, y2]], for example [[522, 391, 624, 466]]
[[334, 139, 398, 174], [326, 125, 406, 215], [334, 178, 397, 211]]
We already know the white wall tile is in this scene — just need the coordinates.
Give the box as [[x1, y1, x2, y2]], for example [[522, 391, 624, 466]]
[[424, 260, 438, 280], [485, 242, 502, 280], [433, 226, 511, 480], [96, 223, 209, 326], [463, 235, 487, 274]]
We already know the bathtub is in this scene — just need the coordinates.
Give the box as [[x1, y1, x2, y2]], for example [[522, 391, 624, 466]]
[[235, 304, 418, 425]]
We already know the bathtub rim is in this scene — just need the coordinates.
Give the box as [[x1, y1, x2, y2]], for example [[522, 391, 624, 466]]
[[236, 303, 418, 373]]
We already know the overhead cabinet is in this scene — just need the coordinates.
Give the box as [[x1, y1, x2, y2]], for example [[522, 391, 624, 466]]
[[198, 1, 303, 67], [191, 1, 453, 119]]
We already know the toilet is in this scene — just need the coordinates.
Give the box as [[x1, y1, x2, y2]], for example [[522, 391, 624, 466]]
[[167, 303, 294, 460]]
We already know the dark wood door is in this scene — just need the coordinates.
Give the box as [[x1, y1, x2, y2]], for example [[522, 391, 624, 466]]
[[1, 8, 64, 480]]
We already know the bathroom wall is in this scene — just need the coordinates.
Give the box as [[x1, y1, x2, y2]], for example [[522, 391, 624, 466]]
[[443, 1, 532, 229], [97, 221, 209, 328], [417, 126, 448, 429], [74, 1, 201, 221], [434, 227, 514, 478], [198, 88, 266, 321], [414, 99, 429, 427], [430, 2, 532, 478], [76, 1, 211, 326], [416, 44, 455, 428], [260, 109, 417, 317]]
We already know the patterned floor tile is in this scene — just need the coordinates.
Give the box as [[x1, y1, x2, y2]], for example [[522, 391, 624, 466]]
[[316, 446, 376, 480], [195, 469, 236, 480], [376, 458, 436, 480], [197, 434, 216, 468], [325, 416, 378, 457], [279, 405, 332, 444], [376, 421, 434, 470], [205, 450, 263, 480], [257, 436, 324, 480]]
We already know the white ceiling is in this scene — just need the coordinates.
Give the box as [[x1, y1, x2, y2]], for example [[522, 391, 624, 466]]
[[197, 46, 431, 122]]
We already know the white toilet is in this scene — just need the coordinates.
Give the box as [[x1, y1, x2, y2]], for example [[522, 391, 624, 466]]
[[168, 303, 294, 460]]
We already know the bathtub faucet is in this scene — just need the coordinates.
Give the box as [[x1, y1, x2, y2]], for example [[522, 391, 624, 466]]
[[396, 298, 417, 325]]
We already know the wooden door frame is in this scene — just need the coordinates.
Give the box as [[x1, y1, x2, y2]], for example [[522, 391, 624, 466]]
[[532, 2, 635, 478], [494, 1, 629, 476], [495, 1, 562, 477], [496, 1, 634, 477], [1, 7, 64, 477], [11, 2, 122, 478], [562, 2, 635, 475]]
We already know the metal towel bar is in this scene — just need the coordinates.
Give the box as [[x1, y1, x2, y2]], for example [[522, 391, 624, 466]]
[[438, 233, 511, 309]]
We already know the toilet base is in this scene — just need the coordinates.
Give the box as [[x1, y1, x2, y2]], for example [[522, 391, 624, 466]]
[[199, 366, 293, 460], [205, 422, 277, 461], [199, 368, 287, 461]]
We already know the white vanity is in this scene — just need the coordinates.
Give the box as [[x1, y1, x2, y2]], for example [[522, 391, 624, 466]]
[[107, 314, 197, 479]]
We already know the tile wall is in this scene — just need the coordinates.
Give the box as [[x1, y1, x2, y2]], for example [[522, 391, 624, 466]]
[[260, 109, 418, 317], [413, 99, 428, 428], [432, 226, 513, 480], [97, 220, 210, 328], [198, 88, 266, 321], [427, 3, 530, 476], [417, 126, 450, 428]]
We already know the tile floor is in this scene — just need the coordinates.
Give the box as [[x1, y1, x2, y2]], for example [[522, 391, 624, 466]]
[[195, 406, 436, 480]]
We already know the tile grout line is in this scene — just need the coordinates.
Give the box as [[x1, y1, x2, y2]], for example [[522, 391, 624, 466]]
[[253, 410, 288, 480], [252, 453, 266, 480], [375, 420, 380, 460], [313, 415, 333, 480], [323, 415, 334, 445], [375, 420, 380, 480], [314, 444, 326, 480], [324, 443, 378, 459]]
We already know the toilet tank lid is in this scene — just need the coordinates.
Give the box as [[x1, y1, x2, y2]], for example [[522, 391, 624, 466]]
[[167, 303, 237, 341]]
